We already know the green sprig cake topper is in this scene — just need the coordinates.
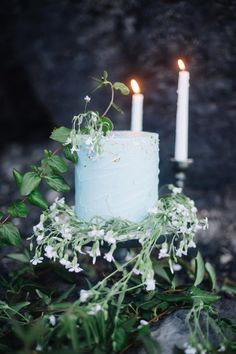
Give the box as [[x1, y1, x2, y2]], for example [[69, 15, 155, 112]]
[[0, 72, 235, 354]]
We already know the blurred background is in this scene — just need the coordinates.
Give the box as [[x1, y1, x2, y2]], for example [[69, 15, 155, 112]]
[[0, 0, 236, 279]]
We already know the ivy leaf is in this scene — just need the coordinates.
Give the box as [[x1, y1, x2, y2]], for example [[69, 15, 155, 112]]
[[13, 169, 23, 188], [63, 145, 78, 164], [45, 175, 70, 193], [28, 190, 48, 210], [205, 262, 217, 290], [113, 82, 130, 95], [48, 155, 68, 173], [97, 117, 114, 135], [194, 251, 205, 287], [50, 127, 71, 144], [112, 102, 124, 114], [20, 172, 41, 196], [0, 222, 21, 247], [8, 200, 28, 218]]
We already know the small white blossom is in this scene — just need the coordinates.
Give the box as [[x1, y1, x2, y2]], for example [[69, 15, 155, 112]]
[[88, 228, 105, 238], [133, 268, 142, 275], [45, 245, 57, 259], [158, 244, 169, 259], [169, 184, 182, 195], [33, 222, 44, 236], [188, 240, 196, 248], [88, 304, 102, 315], [36, 235, 44, 244], [59, 259, 72, 269], [91, 112, 98, 122], [184, 344, 197, 354], [61, 227, 72, 240], [104, 230, 116, 244], [68, 264, 83, 273], [49, 315, 56, 326], [145, 274, 155, 291], [80, 289, 90, 303], [84, 95, 91, 103], [103, 249, 114, 263], [70, 146, 77, 154], [30, 256, 43, 265], [218, 344, 225, 352], [140, 319, 149, 326], [172, 263, 182, 271], [36, 344, 43, 351]]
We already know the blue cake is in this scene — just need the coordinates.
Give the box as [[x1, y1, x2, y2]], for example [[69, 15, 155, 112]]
[[75, 131, 159, 222]]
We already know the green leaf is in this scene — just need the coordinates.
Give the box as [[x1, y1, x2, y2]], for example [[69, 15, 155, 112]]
[[13, 169, 23, 188], [205, 262, 217, 290], [63, 145, 78, 164], [102, 70, 108, 80], [7, 253, 30, 263], [189, 286, 220, 305], [0, 211, 3, 219], [45, 175, 70, 193], [112, 102, 124, 114], [97, 117, 114, 135], [50, 127, 71, 144], [113, 82, 130, 95], [7, 200, 28, 218], [48, 155, 68, 173], [194, 251, 205, 287], [138, 326, 160, 354], [28, 190, 48, 210], [20, 172, 41, 196], [0, 222, 21, 247]]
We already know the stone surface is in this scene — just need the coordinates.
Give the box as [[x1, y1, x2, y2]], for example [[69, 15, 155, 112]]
[[132, 299, 236, 354]]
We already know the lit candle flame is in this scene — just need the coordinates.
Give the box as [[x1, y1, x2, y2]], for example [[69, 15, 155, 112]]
[[131, 79, 141, 94], [178, 59, 186, 71]]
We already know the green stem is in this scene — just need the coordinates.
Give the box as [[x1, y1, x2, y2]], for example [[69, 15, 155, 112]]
[[102, 82, 114, 117]]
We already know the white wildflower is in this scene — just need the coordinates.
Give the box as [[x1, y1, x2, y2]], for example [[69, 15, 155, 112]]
[[145, 273, 155, 291], [70, 146, 77, 154], [133, 268, 142, 275], [49, 315, 56, 326], [61, 227, 72, 240], [59, 258, 72, 269], [68, 264, 83, 273], [80, 289, 90, 303], [188, 240, 196, 248], [45, 245, 57, 259], [218, 344, 225, 352], [184, 343, 197, 354], [88, 304, 102, 315], [36, 235, 44, 244], [91, 111, 98, 122], [84, 95, 91, 103], [36, 344, 43, 351], [33, 222, 44, 236], [158, 244, 169, 259], [88, 228, 105, 238], [172, 263, 182, 271], [140, 319, 148, 326], [168, 184, 182, 195], [103, 249, 114, 263], [30, 256, 43, 265], [104, 230, 116, 244]]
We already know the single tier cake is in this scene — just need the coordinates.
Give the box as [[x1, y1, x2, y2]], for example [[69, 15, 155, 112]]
[[75, 131, 159, 222]]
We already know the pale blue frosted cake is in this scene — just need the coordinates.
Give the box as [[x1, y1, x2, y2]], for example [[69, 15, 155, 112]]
[[75, 131, 159, 222]]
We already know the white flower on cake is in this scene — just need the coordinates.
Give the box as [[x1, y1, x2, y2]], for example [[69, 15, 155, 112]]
[[88, 304, 102, 315], [30, 256, 43, 265], [80, 289, 90, 303], [84, 95, 91, 103], [44, 245, 57, 259]]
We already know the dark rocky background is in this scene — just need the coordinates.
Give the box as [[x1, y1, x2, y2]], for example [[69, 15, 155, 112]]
[[0, 0, 236, 279]]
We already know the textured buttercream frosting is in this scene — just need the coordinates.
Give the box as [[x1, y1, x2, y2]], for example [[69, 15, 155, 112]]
[[75, 131, 159, 222]]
